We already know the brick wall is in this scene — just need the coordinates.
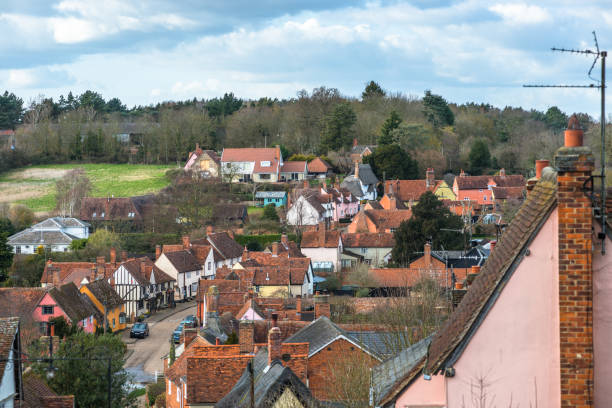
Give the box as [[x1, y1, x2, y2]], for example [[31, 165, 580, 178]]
[[307, 337, 378, 401], [187, 355, 252, 404], [555, 117, 594, 407], [40, 396, 75, 407]]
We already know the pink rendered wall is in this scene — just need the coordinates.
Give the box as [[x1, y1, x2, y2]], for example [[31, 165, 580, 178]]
[[395, 372, 446, 407], [593, 223, 612, 407], [446, 209, 560, 407], [34, 293, 94, 333]]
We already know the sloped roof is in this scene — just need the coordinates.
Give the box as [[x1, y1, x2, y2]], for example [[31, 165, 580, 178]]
[[369, 268, 459, 288], [221, 148, 281, 174], [455, 174, 525, 190], [375, 169, 558, 403], [341, 233, 395, 248], [372, 336, 432, 405], [256, 191, 286, 199], [216, 349, 318, 408], [351, 144, 375, 155], [281, 161, 307, 173], [165, 336, 212, 384], [123, 257, 175, 285], [385, 179, 441, 202], [48, 282, 98, 323], [364, 209, 412, 230], [79, 197, 146, 221], [41, 261, 95, 285], [20, 371, 64, 408], [84, 279, 124, 309], [491, 186, 526, 200], [162, 250, 201, 273], [300, 229, 341, 248], [0, 288, 46, 319], [207, 232, 244, 260], [0, 317, 19, 376], [213, 204, 248, 222], [307, 157, 332, 173], [8, 229, 79, 246]]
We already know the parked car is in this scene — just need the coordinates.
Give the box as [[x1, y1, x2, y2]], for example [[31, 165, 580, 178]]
[[182, 315, 198, 328], [172, 322, 185, 343], [130, 322, 149, 339]]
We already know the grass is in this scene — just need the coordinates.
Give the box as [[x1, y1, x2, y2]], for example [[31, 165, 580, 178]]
[[0, 163, 176, 213], [247, 206, 264, 217]]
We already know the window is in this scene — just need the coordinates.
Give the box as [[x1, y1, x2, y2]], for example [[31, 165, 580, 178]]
[[112, 318, 116, 328], [42, 305, 54, 315], [83, 318, 87, 327], [483, 196, 487, 201], [186, 272, 191, 279], [260, 174, 271, 180], [260, 160, 271, 167], [360, 248, 367, 254], [390, 228, 397, 233], [39, 322, 47, 334], [479, 189, 483, 192], [15, 246, 21, 254], [138, 299, 144, 309], [92, 212, 97, 217], [101, 212, 105, 218], [207, 262, 211, 270]]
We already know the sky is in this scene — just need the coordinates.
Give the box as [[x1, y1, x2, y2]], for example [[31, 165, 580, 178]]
[[1, 0, 611, 116]]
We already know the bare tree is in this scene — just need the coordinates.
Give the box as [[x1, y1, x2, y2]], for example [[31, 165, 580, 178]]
[[55, 168, 91, 217], [325, 352, 373, 408]]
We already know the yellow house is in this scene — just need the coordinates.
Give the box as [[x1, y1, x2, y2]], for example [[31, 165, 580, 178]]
[[384, 169, 456, 206], [434, 180, 456, 201], [80, 279, 126, 332]]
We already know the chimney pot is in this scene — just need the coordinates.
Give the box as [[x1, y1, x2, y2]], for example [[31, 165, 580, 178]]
[[155, 245, 161, 260], [564, 114, 584, 147], [272, 242, 279, 256], [268, 326, 282, 366], [455, 282, 464, 290], [535, 160, 550, 179], [110, 247, 116, 264], [182, 236, 190, 250], [471, 265, 481, 275], [215, 337, 220, 346]]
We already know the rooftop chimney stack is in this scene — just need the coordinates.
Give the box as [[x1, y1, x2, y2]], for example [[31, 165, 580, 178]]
[[426, 168, 435, 188], [281, 234, 288, 247], [555, 114, 594, 406], [314, 293, 331, 319], [183, 328, 197, 347], [318, 221, 326, 246], [110, 247, 116, 264], [268, 313, 282, 366], [355, 161, 359, 178], [499, 168, 506, 177], [424, 242, 432, 268], [182, 235, 190, 250], [242, 246, 249, 261], [271, 242, 279, 257], [155, 245, 161, 260], [535, 160, 550, 179], [239, 320, 254, 354]]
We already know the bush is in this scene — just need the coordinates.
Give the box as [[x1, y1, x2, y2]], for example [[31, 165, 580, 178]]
[[155, 393, 166, 408], [147, 378, 165, 406], [246, 241, 262, 251], [234, 234, 297, 249], [261, 204, 279, 221], [70, 238, 88, 251], [355, 288, 371, 298], [119, 233, 180, 253]]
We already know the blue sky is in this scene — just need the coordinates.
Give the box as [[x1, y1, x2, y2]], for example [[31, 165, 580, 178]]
[[1, 0, 610, 116]]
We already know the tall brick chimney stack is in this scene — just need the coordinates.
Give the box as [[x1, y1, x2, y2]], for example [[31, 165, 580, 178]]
[[314, 293, 331, 319], [426, 168, 435, 188], [183, 327, 197, 347], [354, 161, 359, 178], [268, 313, 282, 366], [155, 245, 161, 260], [110, 247, 116, 264], [239, 320, 254, 354], [271, 242, 279, 257], [318, 221, 326, 246], [424, 242, 432, 268], [182, 235, 190, 250], [554, 114, 595, 407]]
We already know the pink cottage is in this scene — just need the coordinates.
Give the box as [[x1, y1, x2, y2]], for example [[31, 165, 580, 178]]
[[372, 116, 612, 408], [34, 282, 98, 333]]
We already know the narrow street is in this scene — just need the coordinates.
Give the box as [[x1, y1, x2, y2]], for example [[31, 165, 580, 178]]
[[123, 301, 196, 383]]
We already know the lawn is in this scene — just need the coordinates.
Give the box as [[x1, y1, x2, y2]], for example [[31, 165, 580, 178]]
[[0, 163, 176, 213]]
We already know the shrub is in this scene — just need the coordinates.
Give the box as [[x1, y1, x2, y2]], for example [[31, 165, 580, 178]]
[[155, 393, 166, 408], [355, 288, 370, 298], [261, 204, 279, 221], [147, 378, 165, 406]]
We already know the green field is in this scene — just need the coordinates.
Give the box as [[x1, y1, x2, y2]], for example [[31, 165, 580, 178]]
[[0, 163, 176, 213]]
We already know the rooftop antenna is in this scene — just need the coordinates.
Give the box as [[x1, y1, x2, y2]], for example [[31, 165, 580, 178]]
[[523, 31, 607, 254]]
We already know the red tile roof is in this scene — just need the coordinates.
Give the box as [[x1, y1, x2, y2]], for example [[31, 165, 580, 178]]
[[491, 186, 526, 200], [369, 268, 465, 288], [280, 161, 307, 173], [221, 148, 281, 174], [455, 174, 525, 190], [364, 209, 412, 231], [307, 157, 332, 173], [165, 336, 213, 384], [341, 233, 395, 248], [0, 317, 19, 377], [385, 179, 441, 202], [300, 229, 341, 248]]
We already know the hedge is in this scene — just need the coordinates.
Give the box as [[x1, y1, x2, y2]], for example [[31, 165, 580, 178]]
[[234, 233, 297, 248], [119, 233, 181, 253]]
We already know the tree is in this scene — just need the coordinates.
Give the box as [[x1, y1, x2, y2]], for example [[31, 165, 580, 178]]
[[392, 191, 464, 266], [86, 229, 121, 256], [544, 106, 568, 133], [0, 91, 24, 129], [422, 90, 454, 127], [205, 93, 243, 118], [378, 110, 402, 145], [364, 144, 419, 180], [0, 231, 13, 282], [262, 204, 279, 221], [106, 97, 126, 113], [55, 168, 92, 217], [362, 80, 386, 99], [468, 139, 491, 175], [8, 205, 34, 231], [78, 90, 106, 112], [29, 332, 137, 408], [319, 102, 357, 152]]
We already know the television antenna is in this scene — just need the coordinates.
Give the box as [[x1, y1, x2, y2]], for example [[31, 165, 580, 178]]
[[523, 31, 607, 254]]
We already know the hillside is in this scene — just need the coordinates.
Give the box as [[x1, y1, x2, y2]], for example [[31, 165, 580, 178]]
[[0, 163, 175, 213]]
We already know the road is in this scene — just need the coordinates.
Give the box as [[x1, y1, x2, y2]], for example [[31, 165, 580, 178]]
[[123, 302, 196, 383]]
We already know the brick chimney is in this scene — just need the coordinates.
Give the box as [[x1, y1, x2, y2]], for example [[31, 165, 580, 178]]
[[96, 256, 105, 279], [354, 161, 359, 178], [121, 250, 128, 261], [90, 266, 96, 284], [426, 168, 435, 188], [242, 246, 249, 261], [206, 285, 219, 316], [460, 169, 466, 177], [424, 242, 431, 268], [182, 235, 190, 250], [155, 245, 161, 260], [296, 296, 302, 314], [314, 293, 331, 319], [183, 327, 197, 347], [499, 168, 506, 177], [275, 144, 281, 162], [554, 114, 594, 407], [318, 221, 326, 246], [268, 314, 282, 366], [353, 138, 358, 148], [303, 179, 309, 189], [110, 247, 116, 264], [271, 242, 279, 257], [239, 320, 254, 354], [281, 234, 288, 247], [52, 266, 60, 287], [206, 225, 214, 235]]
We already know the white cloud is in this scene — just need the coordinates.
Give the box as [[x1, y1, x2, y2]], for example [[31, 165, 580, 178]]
[[489, 3, 551, 25], [7, 70, 36, 87]]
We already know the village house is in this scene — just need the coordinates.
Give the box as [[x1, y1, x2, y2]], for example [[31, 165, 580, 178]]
[[300, 223, 343, 274], [34, 282, 98, 334], [372, 116, 612, 408], [384, 168, 456, 206], [452, 168, 525, 208], [220, 146, 283, 183], [341, 162, 379, 201], [195, 230, 244, 268], [341, 232, 395, 268], [7, 217, 90, 254], [0, 317, 21, 408], [183, 143, 221, 178], [255, 191, 287, 207], [79, 279, 126, 333], [280, 160, 308, 181], [307, 157, 333, 179], [0, 288, 47, 346], [286, 189, 332, 227], [79, 195, 154, 231], [262, 234, 304, 258], [109, 256, 175, 321], [350, 138, 375, 163], [155, 246, 202, 301], [347, 208, 412, 234]]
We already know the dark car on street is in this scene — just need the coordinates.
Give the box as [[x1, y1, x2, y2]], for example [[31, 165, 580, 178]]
[[182, 315, 198, 328], [130, 322, 149, 339], [172, 322, 184, 343]]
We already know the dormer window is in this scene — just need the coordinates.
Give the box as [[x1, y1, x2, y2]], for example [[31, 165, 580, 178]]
[[128, 212, 135, 218], [260, 161, 271, 167], [101, 212, 105, 218]]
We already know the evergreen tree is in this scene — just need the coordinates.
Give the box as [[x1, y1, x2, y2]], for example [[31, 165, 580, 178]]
[[0, 91, 24, 129], [378, 110, 402, 145], [468, 139, 491, 175], [320, 102, 357, 152], [392, 191, 464, 266], [364, 144, 418, 180], [422, 90, 454, 127], [0, 231, 13, 282], [262, 204, 279, 221], [362, 80, 385, 99]]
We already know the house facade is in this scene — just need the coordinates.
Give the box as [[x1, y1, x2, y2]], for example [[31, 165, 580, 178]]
[[300, 225, 343, 273], [452, 169, 525, 207], [80, 279, 126, 333], [384, 168, 456, 205], [286, 193, 330, 227], [184, 143, 221, 178], [34, 283, 98, 334], [155, 250, 202, 301], [347, 208, 412, 233], [340, 162, 379, 201], [255, 191, 288, 207], [221, 146, 283, 183], [280, 161, 308, 181], [307, 157, 333, 179], [341, 233, 394, 267], [7, 217, 90, 254]]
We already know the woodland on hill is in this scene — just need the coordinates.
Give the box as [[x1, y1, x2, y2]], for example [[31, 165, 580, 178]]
[[0, 81, 608, 177]]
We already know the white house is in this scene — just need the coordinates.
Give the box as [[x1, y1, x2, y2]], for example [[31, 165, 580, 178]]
[[7, 217, 90, 254], [155, 250, 203, 301], [299, 225, 343, 273], [220, 146, 283, 183], [109, 257, 175, 321], [340, 162, 379, 201]]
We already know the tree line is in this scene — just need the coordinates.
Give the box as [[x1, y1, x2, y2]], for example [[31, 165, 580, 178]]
[[1, 83, 605, 177]]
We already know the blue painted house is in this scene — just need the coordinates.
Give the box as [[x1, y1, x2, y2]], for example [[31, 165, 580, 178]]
[[255, 191, 287, 207]]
